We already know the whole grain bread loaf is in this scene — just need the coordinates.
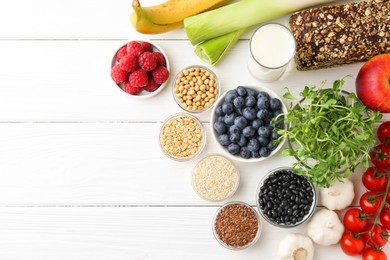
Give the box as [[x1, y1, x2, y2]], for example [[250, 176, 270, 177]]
[[289, 0, 390, 71]]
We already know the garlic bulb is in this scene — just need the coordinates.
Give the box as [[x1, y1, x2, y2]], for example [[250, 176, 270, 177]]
[[278, 233, 314, 260], [318, 178, 354, 210]]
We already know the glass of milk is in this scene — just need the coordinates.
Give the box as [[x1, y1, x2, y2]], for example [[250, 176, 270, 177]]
[[247, 23, 295, 82]]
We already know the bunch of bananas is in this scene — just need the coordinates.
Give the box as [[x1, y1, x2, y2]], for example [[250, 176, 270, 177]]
[[130, 0, 228, 34]]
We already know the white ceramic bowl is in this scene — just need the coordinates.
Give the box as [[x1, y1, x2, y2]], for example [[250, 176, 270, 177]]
[[111, 40, 170, 99], [210, 85, 287, 163]]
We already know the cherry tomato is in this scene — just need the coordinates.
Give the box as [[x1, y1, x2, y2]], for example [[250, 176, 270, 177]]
[[362, 248, 388, 260], [340, 232, 366, 256], [378, 121, 390, 145], [363, 224, 388, 248], [360, 191, 384, 214], [380, 207, 390, 230], [343, 208, 369, 233], [362, 167, 388, 192], [387, 190, 390, 204], [371, 144, 390, 169]]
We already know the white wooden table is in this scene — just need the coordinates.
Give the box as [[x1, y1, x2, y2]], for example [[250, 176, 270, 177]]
[[0, 0, 389, 259]]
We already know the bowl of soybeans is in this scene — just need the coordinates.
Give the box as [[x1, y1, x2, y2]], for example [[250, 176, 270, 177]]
[[172, 65, 220, 113]]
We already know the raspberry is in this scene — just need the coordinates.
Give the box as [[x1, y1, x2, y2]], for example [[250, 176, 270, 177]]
[[116, 46, 127, 62], [111, 64, 129, 84], [153, 52, 166, 67], [138, 51, 157, 71], [144, 77, 160, 92], [140, 41, 153, 52], [126, 41, 144, 57], [152, 66, 169, 84], [119, 53, 139, 72], [129, 69, 148, 88], [123, 81, 141, 95]]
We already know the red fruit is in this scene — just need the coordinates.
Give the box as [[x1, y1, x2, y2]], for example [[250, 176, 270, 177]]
[[355, 53, 390, 113], [362, 167, 388, 192], [360, 191, 384, 214], [116, 46, 127, 62], [378, 121, 390, 145], [126, 41, 144, 57], [380, 207, 390, 230], [129, 69, 148, 88], [152, 66, 169, 84], [119, 54, 139, 72], [140, 41, 153, 52], [340, 232, 366, 256], [138, 52, 157, 71], [122, 81, 141, 95], [153, 52, 166, 67], [362, 248, 387, 260], [363, 224, 388, 248], [343, 208, 369, 233], [111, 64, 129, 84], [371, 144, 390, 169], [144, 77, 160, 92]]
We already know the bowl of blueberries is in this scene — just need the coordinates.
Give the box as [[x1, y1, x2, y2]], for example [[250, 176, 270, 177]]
[[210, 85, 287, 162]]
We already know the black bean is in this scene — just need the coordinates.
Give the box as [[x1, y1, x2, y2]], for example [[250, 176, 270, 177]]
[[301, 199, 309, 205], [267, 202, 272, 208], [281, 199, 287, 206]]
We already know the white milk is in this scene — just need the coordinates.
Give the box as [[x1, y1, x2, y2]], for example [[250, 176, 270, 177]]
[[248, 24, 295, 82]]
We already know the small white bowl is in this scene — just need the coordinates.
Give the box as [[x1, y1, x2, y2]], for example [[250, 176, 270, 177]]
[[111, 40, 170, 99], [210, 85, 287, 163]]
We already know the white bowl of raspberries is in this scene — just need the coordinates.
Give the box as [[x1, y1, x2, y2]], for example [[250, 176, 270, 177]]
[[210, 85, 287, 163], [110, 40, 170, 98]]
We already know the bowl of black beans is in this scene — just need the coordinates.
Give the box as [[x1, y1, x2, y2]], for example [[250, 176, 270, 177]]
[[256, 167, 317, 228], [210, 85, 287, 163]]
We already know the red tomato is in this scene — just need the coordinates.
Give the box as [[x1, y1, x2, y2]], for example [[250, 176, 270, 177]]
[[363, 224, 388, 248], [378, 121, 390, 145], [362, 248, 388, 260], [371, 144, 390, 169], [362, 167, 388, 192], [360, 192, 384, 214], [387, 190, 390, 204], [340, 232, 366, 256], [380, 207, 390, 230], [343, 208, 369, 233]]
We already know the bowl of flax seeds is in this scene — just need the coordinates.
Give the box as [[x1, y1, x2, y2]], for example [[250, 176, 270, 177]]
[[212, 201, 262, 250]]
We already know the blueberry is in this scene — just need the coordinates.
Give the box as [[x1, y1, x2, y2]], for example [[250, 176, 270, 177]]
[[251, 119, 264, 129], [257, 96, 270, 109], [218, 134, 230, 146], [227, 143, 240, 155], [273, 109, 284, 117], [237, 135, 248, 147], [233, 96, 245, 108], [243, 107, 257, 121], [215, 105, 225, 117], [234, 116, 248, 129], [213, 121, 227, 135], [222, 102, 234, 114], [259, 146, 270, 157], [230, 132, 240, 143], [267, 140, 279, 151], [257, 136, 269, 147], [240, 147, 251, 159], [236, 86, 247, 97], [245, 95, 256, 107], [271, 130, 280, 140], [258, 126, 272, 138], [217, 116, 224, 123], [236, 107, 243, 116], [247, 139, 260, 152], [246, 88, 257, 97], [229, 124, 241, 134], [270, 98, 282, 111], [257, 109, 271, 122], [224, 89, 238, 103], [251, 151, 261, 158], [243, 126, 256, 138], [257, 91, 270, 100], [223, 112, 236, 125]]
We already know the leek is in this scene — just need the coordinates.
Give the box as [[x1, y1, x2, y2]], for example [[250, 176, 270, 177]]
[[184, 0, 339, 45], [194, 28, 249, 65]]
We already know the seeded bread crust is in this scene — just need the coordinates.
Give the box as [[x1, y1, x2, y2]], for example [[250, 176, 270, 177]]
[[289, 0, 390, 71]]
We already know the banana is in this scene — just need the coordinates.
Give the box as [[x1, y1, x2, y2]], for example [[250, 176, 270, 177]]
[[130, 0, 182, 34], [139, 0, 229, 25]]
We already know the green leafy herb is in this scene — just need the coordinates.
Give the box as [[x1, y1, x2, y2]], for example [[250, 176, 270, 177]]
[[276, 77, 382, 187]]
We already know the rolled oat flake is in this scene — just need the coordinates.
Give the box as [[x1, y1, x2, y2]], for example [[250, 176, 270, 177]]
[[192, 155, 238, 201]]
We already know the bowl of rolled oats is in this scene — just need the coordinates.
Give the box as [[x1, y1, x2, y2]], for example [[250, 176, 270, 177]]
[[159, 113, 206, 161]]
